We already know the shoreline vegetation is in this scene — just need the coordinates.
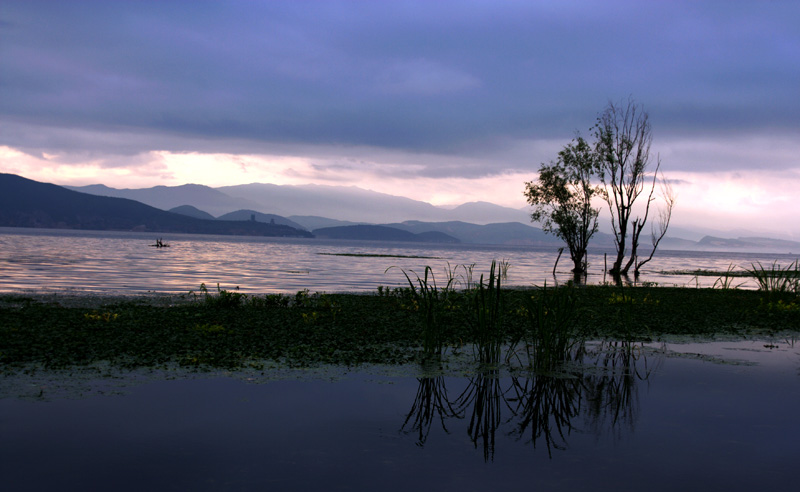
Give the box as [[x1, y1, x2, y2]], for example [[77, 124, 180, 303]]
[[2, 261, 798, 374]]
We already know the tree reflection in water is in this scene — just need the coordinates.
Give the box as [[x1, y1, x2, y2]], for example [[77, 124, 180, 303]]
[[401, 341, 658, 461]]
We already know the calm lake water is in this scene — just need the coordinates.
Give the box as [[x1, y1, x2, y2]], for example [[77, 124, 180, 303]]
[[1, 227, 797, 294], [2, 339, 798, 491], [2, 227, 798, 490]]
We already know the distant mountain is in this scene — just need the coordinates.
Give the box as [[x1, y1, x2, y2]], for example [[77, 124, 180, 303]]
[[0, 174, 312, 237], [445, 201, 531, 224], [68, 183, 263, 217], [312, 225, 460, 243], [384, 220, 565, 246], [216, 210, 307, 230], [218, 183, 449, 223], [288, 216, 366, 231], [169, 205, 216, 220], [69, 181, 533, 225], [55, 178, 799, 253], [696, 236, 800, 253]]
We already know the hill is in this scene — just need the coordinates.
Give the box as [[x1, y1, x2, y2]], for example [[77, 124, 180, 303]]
[[0, 174, 312, 237], [68, 183, 262, 217], [312, 225, 460, 243], [168, 205, 216, 220], [216, 210, 308, 230]]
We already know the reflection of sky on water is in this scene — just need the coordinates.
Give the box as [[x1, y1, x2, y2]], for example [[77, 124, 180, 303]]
[[2, 228, 797, 294], [1, 340, 798, 491]]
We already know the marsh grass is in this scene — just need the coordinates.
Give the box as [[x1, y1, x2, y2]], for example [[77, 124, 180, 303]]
[[191, 283, 248, 308], [467, 261, 504, 366], [387, 265, 458, 358], [3, 285, 798, 371], [747, 260, 800, 297], [712, 264, 746, 290], [514, 283, 582, 373]]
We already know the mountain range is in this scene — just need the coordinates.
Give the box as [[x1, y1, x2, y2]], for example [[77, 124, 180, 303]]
[[0, 173, 796, 254], [0, 173, 312, 238]]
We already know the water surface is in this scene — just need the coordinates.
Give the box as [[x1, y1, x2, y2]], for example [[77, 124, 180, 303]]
[[2, 339, 798, 491], [2, 228, 796, 294]]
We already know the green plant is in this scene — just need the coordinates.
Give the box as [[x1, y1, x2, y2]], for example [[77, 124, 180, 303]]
[[712, 263, 745, 290], [518, 283, 581, 372], [387, 265, 457, 358], [498, 258, 511, 280], [747, 260, 800, 298], [191, 283, 247, 308], [468, 260, 504, 366]]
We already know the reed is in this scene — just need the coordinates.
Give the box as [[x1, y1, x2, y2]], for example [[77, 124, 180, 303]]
[[387, 265, 457, 358], [191, 283, 247, 308], [746, 260, 800, 296], [519, 283, 581, 373], [712, 263, 745, 290], [467, 260, 504, 366]]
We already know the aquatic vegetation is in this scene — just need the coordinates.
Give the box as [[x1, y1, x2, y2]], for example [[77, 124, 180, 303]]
[[191, 282, 248, 308], [193, 323, 226, 334], [746, 260, 799, 297], [84, 311, 119, 322], [1, 285, 797, 371], [607, 293, 659, 305], [514, 283, 582, 373], [712, 264, 746, 290], [467, 260, 505, 366], [387, 265, 458, 358], [317, 252, 440, 259]]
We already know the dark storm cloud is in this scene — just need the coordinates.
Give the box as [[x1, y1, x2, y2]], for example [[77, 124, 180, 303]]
[[1, 0, 798, 174]]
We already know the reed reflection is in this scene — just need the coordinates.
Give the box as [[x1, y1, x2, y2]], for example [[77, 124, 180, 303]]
[[401, 341, 657, 461], [582, 341, 659, 437], [401, 376, 462, 446]]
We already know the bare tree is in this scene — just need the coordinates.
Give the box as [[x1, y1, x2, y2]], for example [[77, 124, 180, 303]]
[[594, 98, 673, 277], [634, 175, 676, 275]]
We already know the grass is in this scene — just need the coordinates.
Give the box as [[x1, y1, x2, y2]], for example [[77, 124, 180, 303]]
[[513, 283, 582, 373], [747, 260, 800, 296], [1, 281, 798, 373], [468, 261, 504, 366]]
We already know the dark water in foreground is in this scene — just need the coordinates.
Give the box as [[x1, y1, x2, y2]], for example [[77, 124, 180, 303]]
[[1, 227, 798, 293], [2, 339, 798, 491]]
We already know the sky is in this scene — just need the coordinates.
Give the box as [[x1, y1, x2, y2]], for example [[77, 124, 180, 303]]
[[1, 0, 798, 238]]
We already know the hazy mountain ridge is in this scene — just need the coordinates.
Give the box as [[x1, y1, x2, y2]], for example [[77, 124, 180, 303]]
[[312, 225, 460, 243], [168, 205, 216, 220], [59, 177, 800, 253], [2, 174, 312, 238], [69, 183, 264, 217], [216, 210, 307, 231]]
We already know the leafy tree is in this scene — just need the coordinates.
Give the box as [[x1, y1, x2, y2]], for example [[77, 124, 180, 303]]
[[594, 98, 674, 277], [524, 136, 605, 277]]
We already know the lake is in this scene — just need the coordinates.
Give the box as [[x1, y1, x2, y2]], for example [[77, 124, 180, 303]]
[[2, 227, 798, 490], [1, 339, 798, 491], [1, 227, 797, 294]]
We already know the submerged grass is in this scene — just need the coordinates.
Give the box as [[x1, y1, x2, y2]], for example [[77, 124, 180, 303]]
[[1, 283, 798, 372]]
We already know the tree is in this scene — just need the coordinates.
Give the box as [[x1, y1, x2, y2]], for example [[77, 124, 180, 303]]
[[524, 136, 604, 277], [594, 98, 674, 277]]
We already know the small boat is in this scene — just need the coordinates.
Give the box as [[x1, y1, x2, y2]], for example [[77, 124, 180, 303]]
[[150, 238, 170, 248]]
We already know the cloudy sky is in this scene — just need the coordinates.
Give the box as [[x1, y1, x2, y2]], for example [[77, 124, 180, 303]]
[[1, 0, 798, 237]]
